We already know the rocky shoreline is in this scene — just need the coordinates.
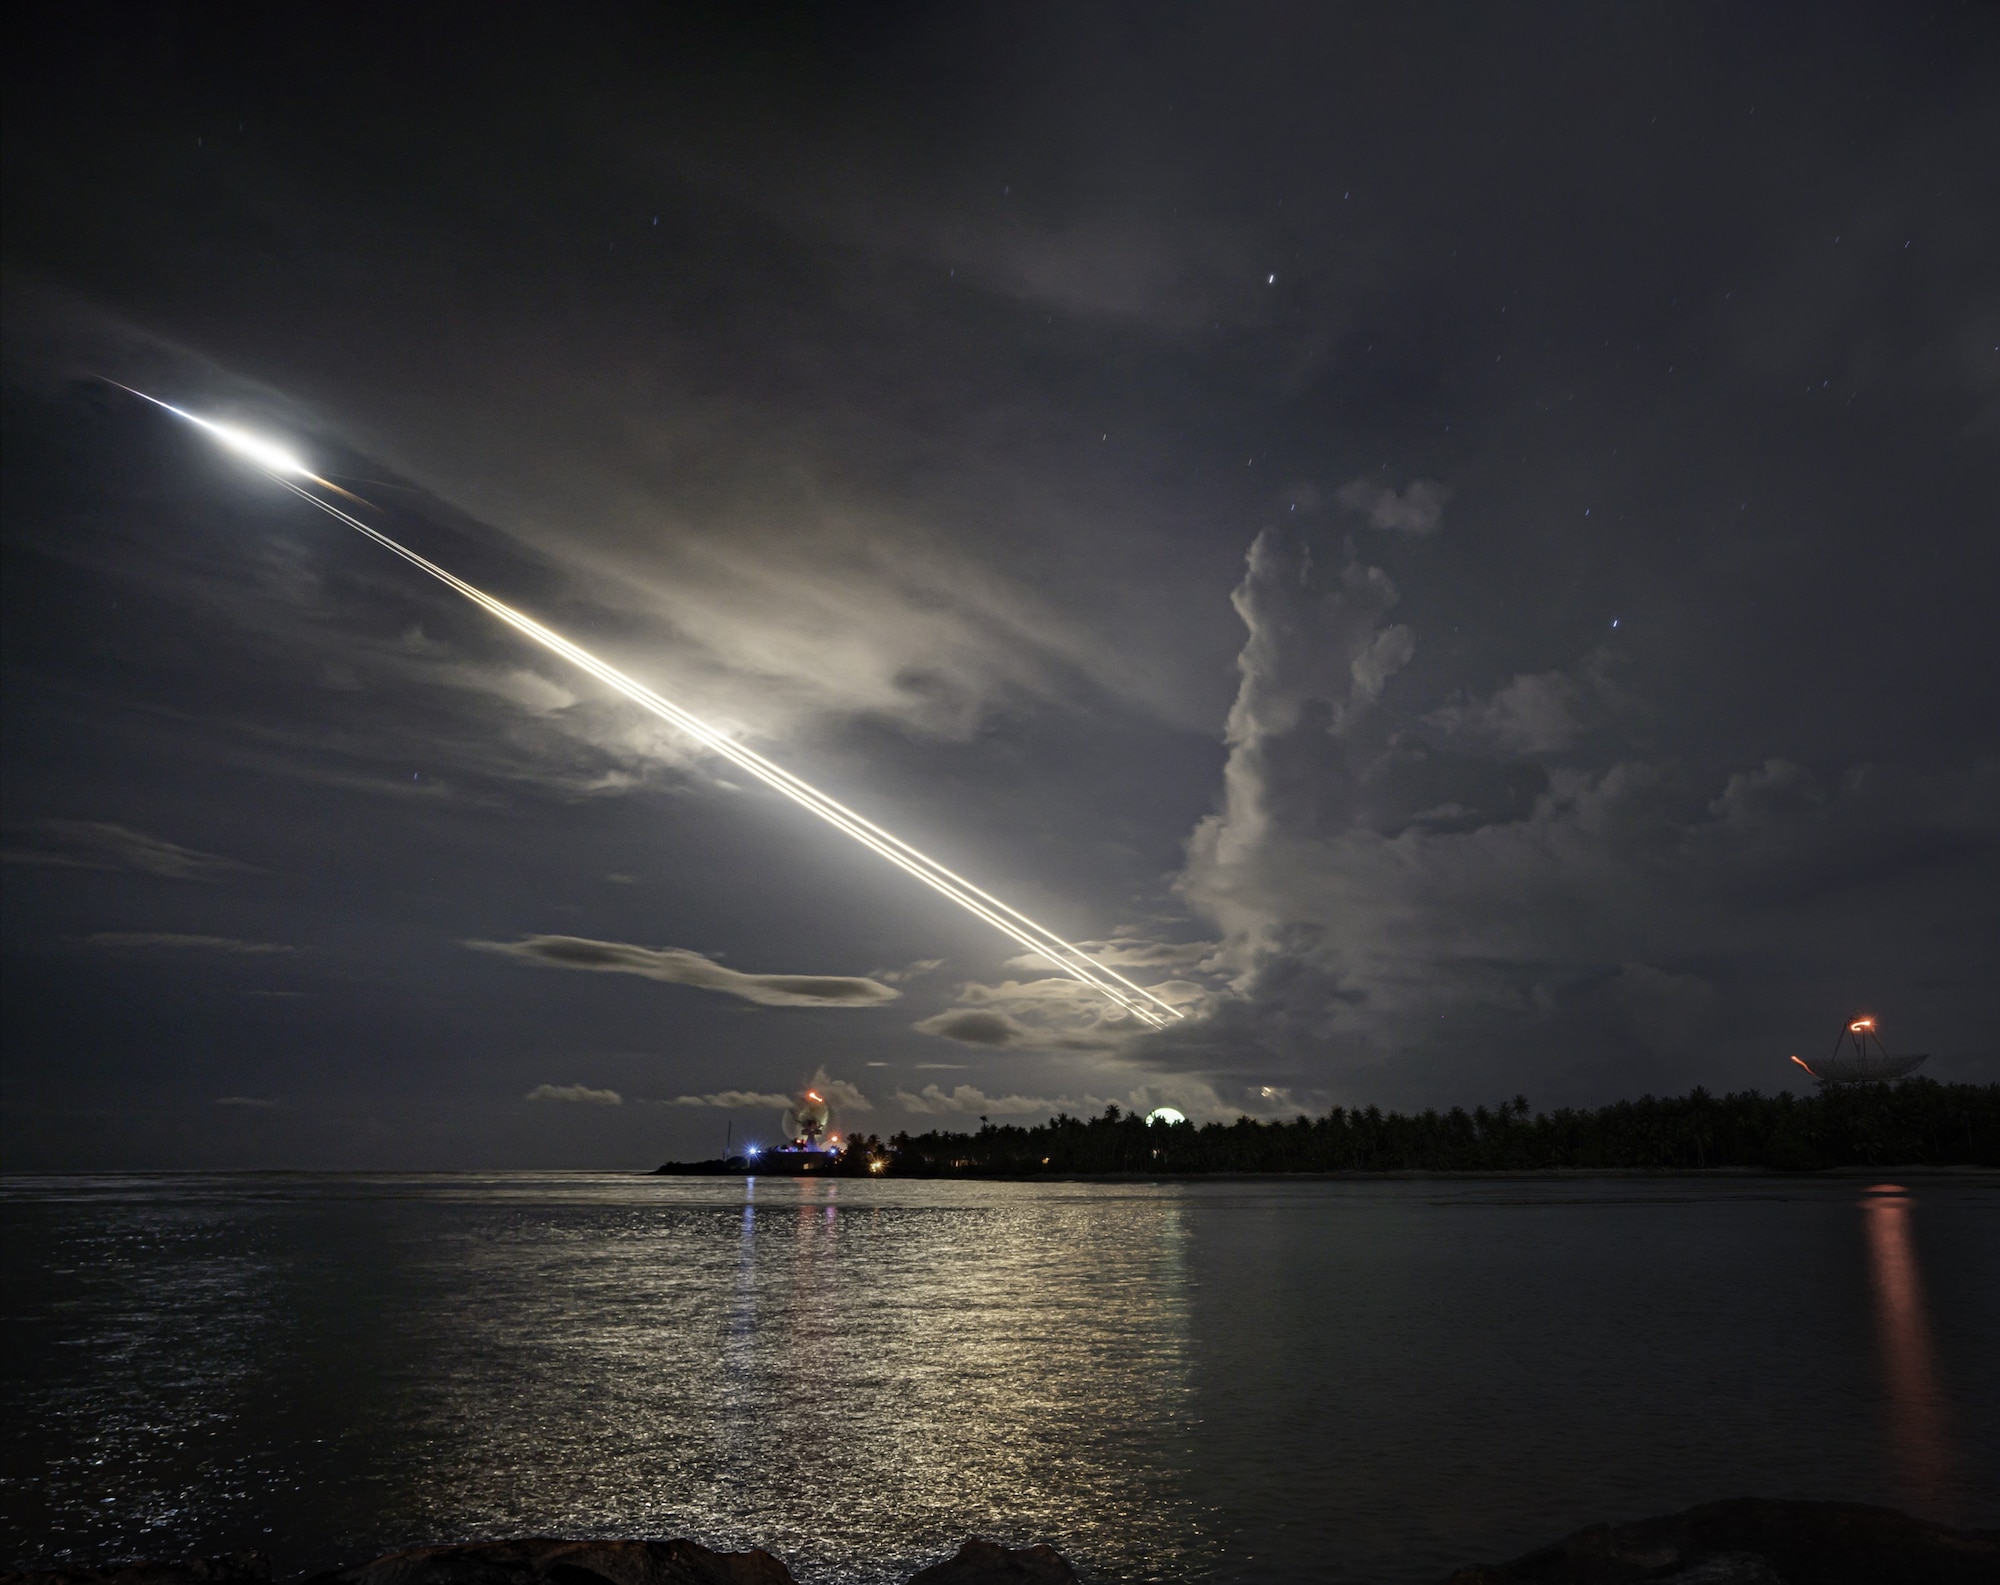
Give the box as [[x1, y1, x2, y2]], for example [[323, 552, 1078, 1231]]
[[7, 1501, 1996, 1585], [1442, 1498, 1996, 1583]]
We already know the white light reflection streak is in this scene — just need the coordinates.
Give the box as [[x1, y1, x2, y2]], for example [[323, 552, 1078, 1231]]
[[144, 394, 1178, 1027]]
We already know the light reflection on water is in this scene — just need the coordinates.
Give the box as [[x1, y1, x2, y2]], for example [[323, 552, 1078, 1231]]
[[2, 1174, 1995, 1583], [4, 1177, 1203, 1582], [1861, 1185, 1954, 1516]]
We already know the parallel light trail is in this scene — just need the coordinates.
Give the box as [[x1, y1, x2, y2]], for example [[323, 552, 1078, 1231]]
[[133, 390, 1181, 1027]]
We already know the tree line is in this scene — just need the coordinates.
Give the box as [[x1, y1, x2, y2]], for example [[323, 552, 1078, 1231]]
[[867, 1079, 1999, 1175]]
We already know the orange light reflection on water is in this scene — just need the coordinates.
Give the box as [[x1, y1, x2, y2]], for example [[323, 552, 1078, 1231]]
[[1861, 1186, 1954, 1515]]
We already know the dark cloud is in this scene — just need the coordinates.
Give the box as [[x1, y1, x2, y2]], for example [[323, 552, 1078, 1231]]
[[912, 1009, 1025, 1048], [913, 1000, 1128, 1053], [467, 935, 900, 1009]]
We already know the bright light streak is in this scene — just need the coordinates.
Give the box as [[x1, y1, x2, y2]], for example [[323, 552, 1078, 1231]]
[[139, 392, 1181, 1027], [110, 383, 311, 476], [202, 418, 310, 476]]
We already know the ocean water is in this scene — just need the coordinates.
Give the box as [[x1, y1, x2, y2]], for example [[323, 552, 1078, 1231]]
[[1, 1173, 1994, 1583]]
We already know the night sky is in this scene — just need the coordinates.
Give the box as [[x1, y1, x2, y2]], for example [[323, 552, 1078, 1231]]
[[4, 5, 1995, 1169]]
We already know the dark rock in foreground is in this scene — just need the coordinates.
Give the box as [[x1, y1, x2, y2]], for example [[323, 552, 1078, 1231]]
[[1, 1557, 272, 1585], [905, 1540, 1078, 1584], [2, 1539, 1075, 1585], [1443, 1498, 1999, 1584], [13, 1505, 1989, 1585], [301, 1539, 792, 1585]]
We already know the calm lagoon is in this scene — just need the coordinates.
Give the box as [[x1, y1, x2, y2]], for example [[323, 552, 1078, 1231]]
[[2, 1173, 1993, 1582]]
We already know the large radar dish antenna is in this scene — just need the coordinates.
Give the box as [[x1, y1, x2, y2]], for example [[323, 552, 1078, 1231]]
[[1789, 1012, 1928, 1085]]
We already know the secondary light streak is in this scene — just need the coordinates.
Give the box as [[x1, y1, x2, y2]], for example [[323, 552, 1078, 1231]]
[[138, 392, 1180, 1028]]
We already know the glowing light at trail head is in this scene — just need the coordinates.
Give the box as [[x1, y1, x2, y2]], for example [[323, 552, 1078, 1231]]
[[134, 391, 1181, 1028], [111, 384, 313, 477], [195, 417, 310, 476]]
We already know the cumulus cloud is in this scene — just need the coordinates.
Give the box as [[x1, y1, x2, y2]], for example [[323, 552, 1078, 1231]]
[[1173, 528, 2000, 1089], [525, 1083, 623, 1105], [658, 1068, 869, 1117], [465, 936, 900, 1007], [1427, 670, 1588, 756], [86, 933, 294, 954], [803, 1067, 874, 1113], [1335, 477, 1452, 536], [1223, 530, 1416, 757], [5, 822, 247, 881]]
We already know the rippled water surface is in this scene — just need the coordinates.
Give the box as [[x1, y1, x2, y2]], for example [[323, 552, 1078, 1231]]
[[3, 1174, 1994, 1581]]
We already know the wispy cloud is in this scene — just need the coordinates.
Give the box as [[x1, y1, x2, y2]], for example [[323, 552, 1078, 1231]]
[[525, 1083, 623, 1105], [662, 1090, 791, 1108], [912, 972, 1165, 1051], [892, 1083, 1104, 1117], [465, 936, 900, 1008], [1335, 477, 1452, 536], [5, 821, 247, 881], [1033, 936, 1224, 975], [875, 957, 946, 983], [85, 933, 294, 954], [215, 1095, 281, 1109]]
